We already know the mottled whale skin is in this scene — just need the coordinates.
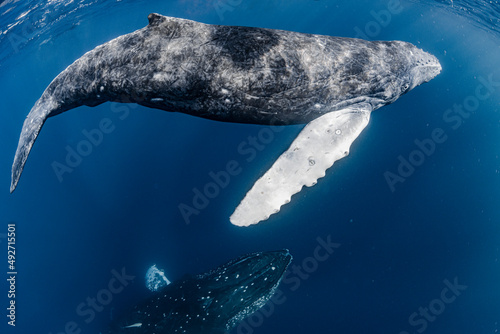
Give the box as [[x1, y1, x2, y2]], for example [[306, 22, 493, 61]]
[[11, 14, 441, 225], [107, 250, 292, 334]]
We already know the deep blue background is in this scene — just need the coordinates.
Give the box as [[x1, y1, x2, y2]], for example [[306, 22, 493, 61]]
[[1, 0, 500, 333]]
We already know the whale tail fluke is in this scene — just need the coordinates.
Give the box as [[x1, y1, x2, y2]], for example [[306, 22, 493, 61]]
[[11, 96, 59, 193]]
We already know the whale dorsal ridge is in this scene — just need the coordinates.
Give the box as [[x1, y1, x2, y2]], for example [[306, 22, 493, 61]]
[[148, 13, 166, 26]]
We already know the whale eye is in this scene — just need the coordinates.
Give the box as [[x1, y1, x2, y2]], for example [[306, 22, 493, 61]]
[[402, 83, 410, 91]]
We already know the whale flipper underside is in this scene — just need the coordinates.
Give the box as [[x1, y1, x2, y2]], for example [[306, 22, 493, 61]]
[[230, 103, 372, 226]]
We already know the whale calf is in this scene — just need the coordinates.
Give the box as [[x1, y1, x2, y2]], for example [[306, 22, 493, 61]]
[[10, 14, 441, 226], [107, 250, 292, 333]]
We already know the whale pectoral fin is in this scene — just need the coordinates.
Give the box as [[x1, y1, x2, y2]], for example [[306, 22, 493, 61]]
[[230, 103, 372, 227]]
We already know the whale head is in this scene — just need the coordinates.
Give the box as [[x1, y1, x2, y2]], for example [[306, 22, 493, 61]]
[[375, 41, 441, 104], [108, 250, 292, 334], [198, 249, 292, 329], [403, 42, 442, 92]]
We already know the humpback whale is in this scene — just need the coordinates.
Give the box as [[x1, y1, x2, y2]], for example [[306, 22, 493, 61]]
[[107, 250, 292, 333], [10, 14, 441, 226]]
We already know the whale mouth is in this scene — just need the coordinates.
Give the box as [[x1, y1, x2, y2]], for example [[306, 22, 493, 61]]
[[404, 44, 442, 87], [423, 62, 442, 79], [417, 50, 442, 80], [409, 54, 442, 90], [419, 62, 442, 83]]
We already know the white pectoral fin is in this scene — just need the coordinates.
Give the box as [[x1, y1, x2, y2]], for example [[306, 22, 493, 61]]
[[230, 103, 372, 227]]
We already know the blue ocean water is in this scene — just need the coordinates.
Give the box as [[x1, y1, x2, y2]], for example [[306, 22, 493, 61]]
[[1, 0, 500, 333]]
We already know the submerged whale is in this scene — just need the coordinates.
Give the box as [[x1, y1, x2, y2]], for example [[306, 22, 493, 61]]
[[107, 250, 292, 333], [10, 14, 441, 226]]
